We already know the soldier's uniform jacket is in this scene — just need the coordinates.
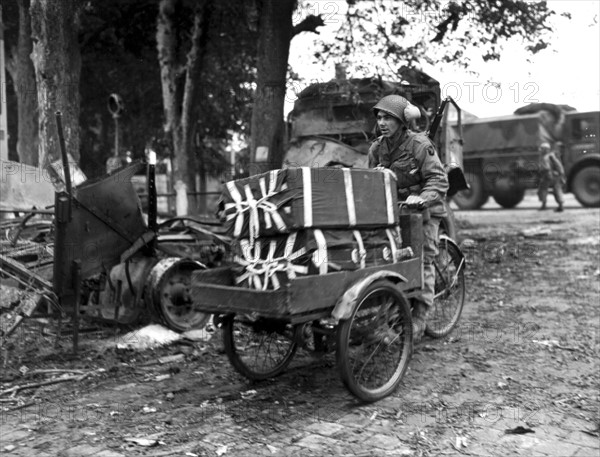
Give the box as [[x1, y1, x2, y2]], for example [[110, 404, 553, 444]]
[[368, 128, 449, 215], [539, 151, 565, 183]]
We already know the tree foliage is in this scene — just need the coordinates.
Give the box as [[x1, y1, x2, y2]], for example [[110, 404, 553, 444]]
[[2, 0, 563, 185], [317, 0, 557, 76], [79, 0, 256, 180], [79, 0, 163, 176]]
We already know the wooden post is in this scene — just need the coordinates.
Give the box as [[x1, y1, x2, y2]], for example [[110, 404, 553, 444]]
[[71, 259, 81, 354]]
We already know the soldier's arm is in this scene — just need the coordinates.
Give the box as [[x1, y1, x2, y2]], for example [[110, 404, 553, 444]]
[[416, 143, 449, 205], [551, 153, 565, 177]]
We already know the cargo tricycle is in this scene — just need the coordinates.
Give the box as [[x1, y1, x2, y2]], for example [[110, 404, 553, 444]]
[[190, 205, 465, 402]]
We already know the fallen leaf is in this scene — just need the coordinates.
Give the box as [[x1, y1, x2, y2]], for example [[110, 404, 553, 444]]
[[520, 227, 551, 238], [266, 444, 278, 453], [182, 329, 213, 342], [241, 390, 257, 400], [216, 444, 228, 456], [505, 426, 535, 435], [455, 436, 468, 448], [124, 437, 159, 447], [158, 354, 185, 364]]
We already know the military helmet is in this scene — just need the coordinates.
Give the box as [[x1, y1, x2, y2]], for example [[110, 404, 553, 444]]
[[373, 95, 421, 125], [373, 95, 421, 124]]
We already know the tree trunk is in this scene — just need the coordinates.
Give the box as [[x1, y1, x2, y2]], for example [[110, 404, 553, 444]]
[[5, 0, 38, 166], [249, 0, 295, 170], [30, 0, 81, 167], [157, 0, 211, 216]]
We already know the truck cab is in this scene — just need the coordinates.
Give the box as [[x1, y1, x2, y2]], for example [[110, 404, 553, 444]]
[[453, 106, 600, 210], [562, 111, 600, 207]]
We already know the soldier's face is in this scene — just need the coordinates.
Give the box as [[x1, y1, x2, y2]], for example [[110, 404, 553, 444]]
[[376, 112, 402, 137]]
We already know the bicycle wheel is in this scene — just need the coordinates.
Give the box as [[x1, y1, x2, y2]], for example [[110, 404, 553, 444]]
[[222, 314, 300, 381], [336, 280, 413, 402], [426, 237, 465, 338]]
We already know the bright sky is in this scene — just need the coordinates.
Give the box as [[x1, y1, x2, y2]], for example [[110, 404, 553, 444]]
[[287, 0, 600, 118]]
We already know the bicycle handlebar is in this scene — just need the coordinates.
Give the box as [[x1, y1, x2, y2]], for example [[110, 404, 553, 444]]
[[399, 201, 426, 211]]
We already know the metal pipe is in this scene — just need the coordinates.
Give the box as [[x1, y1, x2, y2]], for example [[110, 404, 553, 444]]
[[55, 111, 72, 220], [146, 149, 158, 232]]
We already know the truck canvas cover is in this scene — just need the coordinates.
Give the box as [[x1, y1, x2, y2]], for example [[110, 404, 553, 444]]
[[460, 112, 555, 155], [289, 69, 441, 141]]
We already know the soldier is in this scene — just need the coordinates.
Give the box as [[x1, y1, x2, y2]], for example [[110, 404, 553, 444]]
[[368, 95, 449, 343], [537, 142, 565, 212]]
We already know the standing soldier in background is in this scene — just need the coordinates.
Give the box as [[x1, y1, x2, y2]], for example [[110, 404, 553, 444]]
[[537, 142, 565, 212], [368, 95, 449, 343]]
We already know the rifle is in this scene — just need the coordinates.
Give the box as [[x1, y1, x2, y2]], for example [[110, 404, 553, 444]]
[[425, 97, 469, 196], [427, 96, 461, 141]]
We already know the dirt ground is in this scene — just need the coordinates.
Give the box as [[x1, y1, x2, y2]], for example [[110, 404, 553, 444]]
[[1, 191, 599, 457]]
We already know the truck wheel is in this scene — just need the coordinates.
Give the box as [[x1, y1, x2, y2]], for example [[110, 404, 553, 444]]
[[572, 166, 600, 208], [491, 178, 525, 208], [452, 173, 488, 210], [492, 189, 525, 208]]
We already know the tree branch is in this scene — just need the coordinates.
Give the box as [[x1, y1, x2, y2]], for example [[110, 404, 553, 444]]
[[181, 1, 212, 134], [157, 0, 181, 133], [292, 14, 325, 37], [431, 4, 463, 43]]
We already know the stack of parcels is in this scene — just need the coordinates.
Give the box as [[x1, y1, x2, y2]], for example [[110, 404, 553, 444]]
[[221, 167, 409, 290]]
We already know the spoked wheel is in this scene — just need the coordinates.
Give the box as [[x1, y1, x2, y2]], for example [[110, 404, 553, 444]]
[[222, 314, 301, 381], [336, 280, 413, 402], [426, 237, 466, 338]]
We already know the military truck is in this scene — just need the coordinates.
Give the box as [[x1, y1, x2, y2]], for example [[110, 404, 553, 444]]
[[453, 105, 600, 209], [283, 68, 465, 238]]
